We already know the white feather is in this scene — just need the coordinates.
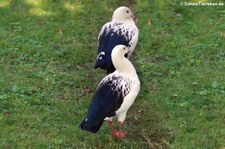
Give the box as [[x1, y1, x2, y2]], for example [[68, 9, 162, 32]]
[[97, 6, 138, 57], [98, 45, 140, 123]]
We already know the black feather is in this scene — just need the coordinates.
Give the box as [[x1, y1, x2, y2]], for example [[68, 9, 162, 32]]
[[79, 78, 124, 133], [95, 24, 130, 73]]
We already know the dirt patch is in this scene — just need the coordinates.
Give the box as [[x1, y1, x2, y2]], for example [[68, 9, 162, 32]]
[[126, 101, 173, 148]]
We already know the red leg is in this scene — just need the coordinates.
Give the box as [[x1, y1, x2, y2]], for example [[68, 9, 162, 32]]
[[109, 120, 116, 137], [118, 121, 126, 138], [113, 121, 126, 139]]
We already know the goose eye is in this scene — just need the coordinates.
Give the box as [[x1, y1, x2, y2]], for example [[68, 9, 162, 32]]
[[126, 10, 129, 13], [123, 47, 126, 50]]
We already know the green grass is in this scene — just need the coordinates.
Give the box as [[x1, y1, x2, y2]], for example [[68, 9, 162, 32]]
[[0, 0, 225, 148]]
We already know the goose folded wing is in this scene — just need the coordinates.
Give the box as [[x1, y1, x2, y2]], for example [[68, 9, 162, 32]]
[[80, 80, 123, 133]]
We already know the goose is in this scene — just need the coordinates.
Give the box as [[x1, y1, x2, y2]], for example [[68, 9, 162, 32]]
[[95, 6, 139, 73], [80, 45, 140, 139]]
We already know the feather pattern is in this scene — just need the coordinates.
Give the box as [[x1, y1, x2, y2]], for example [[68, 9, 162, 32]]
[[98, 74, 134, 98], [98, 22, 138, 50], [95, 6, 138, 73], [79, 73, 136, 133], [80, 45, 140, 133]]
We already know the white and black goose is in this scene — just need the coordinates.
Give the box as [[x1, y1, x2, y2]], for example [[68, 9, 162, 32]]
[[80, 45, 140, 139], [95, 6, 139, 73]]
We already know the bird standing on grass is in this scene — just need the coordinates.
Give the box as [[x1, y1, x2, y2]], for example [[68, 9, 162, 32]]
[[95, 6, 139, 73], [80, 45, 140, 139]]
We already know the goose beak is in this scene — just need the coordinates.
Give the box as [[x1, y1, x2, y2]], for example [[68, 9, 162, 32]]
[[127, 48, 131, 55], [131, 11, 138, 22], [131, 15, 136, 21]]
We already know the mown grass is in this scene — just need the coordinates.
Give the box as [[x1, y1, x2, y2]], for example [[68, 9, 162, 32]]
[[0, 0, 224, 148]]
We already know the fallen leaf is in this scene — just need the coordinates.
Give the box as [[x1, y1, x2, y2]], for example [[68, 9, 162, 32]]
[[191, 82, 198, 86], [82, 88, 92, 94], [176, 13, 183, 17], [221, 32, 225, 38], [59, 27, 63, 35], [148, 18, 152, 26]]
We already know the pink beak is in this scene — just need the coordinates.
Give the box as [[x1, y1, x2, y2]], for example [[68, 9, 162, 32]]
[[131, 14, 136, 21], [128, 48, 131, 53]]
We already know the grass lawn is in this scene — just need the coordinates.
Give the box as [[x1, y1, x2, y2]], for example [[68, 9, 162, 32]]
[[0, 0, 224, 148]]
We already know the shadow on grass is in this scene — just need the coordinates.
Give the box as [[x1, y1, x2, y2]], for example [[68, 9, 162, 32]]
[[126, 99, 172, 148]]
